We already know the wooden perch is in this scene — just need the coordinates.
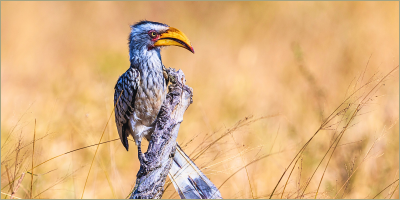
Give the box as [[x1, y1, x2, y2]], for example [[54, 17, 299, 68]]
[[130, 68, 222, 199], [130, 68, 190, 199]]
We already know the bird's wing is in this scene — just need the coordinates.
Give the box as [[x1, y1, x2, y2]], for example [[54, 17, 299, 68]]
[[169, 144, 222, 199], [114, 67, 140, 151]]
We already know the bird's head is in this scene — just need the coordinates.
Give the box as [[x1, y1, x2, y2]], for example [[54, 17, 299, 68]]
[[128, 21, 194, 62]]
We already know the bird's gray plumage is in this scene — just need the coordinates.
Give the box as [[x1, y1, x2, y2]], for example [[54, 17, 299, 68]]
[[115, 21, 169, 150], [114, 21, 222, 199]]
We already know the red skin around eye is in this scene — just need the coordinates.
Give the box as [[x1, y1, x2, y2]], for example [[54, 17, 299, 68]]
[[148, 31, 160, 41], [147, 31, 161, 50], [151, 35, 160, 41]]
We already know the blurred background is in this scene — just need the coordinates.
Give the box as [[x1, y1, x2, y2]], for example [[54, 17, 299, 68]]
[[1, 1, 399, 199]]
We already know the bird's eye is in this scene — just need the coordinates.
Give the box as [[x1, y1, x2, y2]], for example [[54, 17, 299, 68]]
[[148, 31, 157, 38]]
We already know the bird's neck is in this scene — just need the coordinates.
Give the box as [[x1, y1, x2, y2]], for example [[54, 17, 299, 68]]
[[130, 48, 163, 74], [130, 48, 165, 91]]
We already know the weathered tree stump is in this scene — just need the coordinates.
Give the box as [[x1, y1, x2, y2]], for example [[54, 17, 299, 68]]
[[130, 68, 194, 199]]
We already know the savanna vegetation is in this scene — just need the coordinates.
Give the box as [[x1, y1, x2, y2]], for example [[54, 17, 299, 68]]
[[1, 1, 399, 199]]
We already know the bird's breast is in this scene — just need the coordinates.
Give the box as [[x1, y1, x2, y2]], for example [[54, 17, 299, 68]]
[[134, 69, 167, 126]]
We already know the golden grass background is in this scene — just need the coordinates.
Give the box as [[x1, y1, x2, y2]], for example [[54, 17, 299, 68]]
[[1, 1, 399, 199]]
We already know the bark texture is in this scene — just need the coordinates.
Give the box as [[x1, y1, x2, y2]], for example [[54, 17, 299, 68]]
[[130, 68, 193, 199]]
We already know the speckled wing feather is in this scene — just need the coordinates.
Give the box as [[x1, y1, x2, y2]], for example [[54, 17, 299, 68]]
[[114, 67, 140, 151]]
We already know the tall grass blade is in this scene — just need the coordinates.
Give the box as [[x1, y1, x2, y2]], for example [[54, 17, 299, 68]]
[[80, 90, 123, 199], [30, 119, 36, 198]]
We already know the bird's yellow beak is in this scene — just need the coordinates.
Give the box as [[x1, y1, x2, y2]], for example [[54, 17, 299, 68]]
[[154, 27, 194, 53]]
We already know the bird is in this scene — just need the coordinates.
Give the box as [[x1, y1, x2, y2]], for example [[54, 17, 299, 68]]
[[114, 21, 222, 199]]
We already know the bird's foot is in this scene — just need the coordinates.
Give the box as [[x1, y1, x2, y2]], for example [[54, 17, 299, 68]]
[[162, 65, 170, 83], [163, 67, 178, 84], [137, 141, 152, 176], [137, 141, 161, 177], [137, 140, 148, 165]]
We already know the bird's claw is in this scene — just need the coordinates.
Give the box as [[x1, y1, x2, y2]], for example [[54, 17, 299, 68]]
[[137, 140, 148, 165], [163, 65, 179, 85]]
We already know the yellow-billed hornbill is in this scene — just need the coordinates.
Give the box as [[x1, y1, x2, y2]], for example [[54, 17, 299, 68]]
[[114, 21, 221, 199]]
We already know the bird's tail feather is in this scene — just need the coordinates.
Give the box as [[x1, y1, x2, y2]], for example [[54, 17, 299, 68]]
[[168, 144, 222, 199]]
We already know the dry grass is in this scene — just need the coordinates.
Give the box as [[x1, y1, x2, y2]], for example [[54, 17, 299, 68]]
[[1, 1, 399, 199]]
